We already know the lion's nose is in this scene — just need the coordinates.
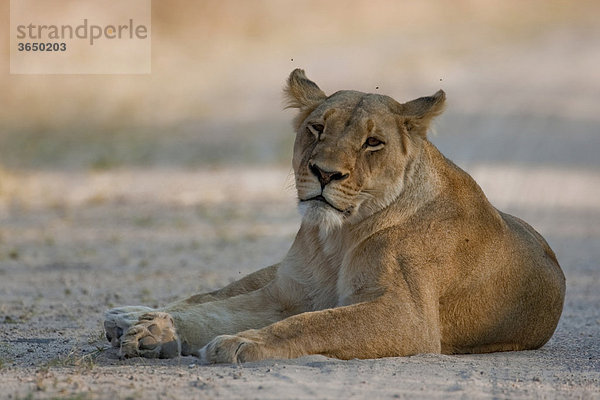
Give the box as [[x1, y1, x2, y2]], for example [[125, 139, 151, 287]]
[[309, 163, 349, 188]]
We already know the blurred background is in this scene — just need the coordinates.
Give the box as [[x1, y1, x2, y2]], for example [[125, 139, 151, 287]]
[[0, 0, 599, 353], [1, 0, 599, 169]]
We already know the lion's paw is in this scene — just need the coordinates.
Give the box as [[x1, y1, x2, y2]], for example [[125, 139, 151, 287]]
[[198, 332, 267, 364], [120, 312, 181, 359], [104, 306, 154, 347]]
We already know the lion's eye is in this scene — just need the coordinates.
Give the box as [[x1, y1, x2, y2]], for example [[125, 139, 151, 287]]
[[365, 137, 384, 148], [307, 123, 324, 137]]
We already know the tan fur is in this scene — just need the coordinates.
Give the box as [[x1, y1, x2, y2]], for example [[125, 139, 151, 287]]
[[104, 69, 565, 362]]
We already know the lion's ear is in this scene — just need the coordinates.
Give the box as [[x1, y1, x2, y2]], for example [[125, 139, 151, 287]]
[[396, 90, 446, 137], [284, 69, 327, 110]]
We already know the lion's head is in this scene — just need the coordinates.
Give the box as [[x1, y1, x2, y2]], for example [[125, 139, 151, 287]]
[[285, 69, 446, 233]]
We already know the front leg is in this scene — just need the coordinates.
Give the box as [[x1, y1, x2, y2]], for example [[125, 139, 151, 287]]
[[119, 283, 295, 358], [104, 264, 278, 353], [201, 295, 441, 363], [171, 264, 278, 306]]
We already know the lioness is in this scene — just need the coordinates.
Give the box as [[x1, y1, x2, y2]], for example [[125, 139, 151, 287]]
[[104, 69, 565, 362]]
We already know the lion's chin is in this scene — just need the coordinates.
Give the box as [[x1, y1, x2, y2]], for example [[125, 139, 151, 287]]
[[298, 200, 345, 236]]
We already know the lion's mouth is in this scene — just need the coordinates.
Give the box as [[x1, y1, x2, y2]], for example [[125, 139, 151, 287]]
[[311, 195, 329, 204], [301, 195, 350, 215]]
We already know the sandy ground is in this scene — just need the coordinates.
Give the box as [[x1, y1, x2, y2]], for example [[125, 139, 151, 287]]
[[1, 125, 599, 399]]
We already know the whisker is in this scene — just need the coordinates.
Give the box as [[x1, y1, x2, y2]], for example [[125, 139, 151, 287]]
[[284, 169, 297, 192]]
